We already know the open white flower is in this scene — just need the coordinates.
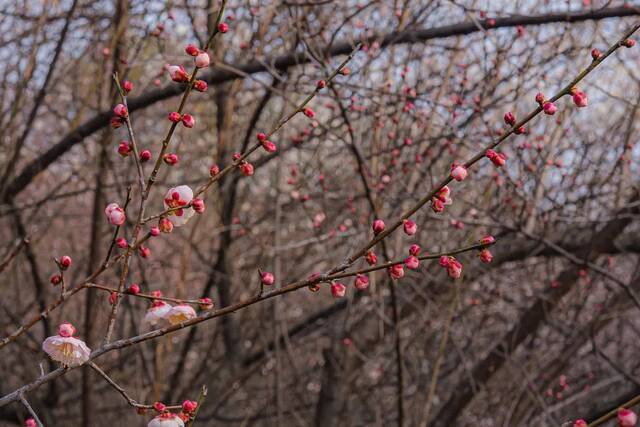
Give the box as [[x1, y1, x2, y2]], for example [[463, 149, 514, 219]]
[[166, 304, 197, 325], [42, 323, 91, 367], [148, 413, 185, 427], [163, 185, 195, 226], [144, 301, 172, 327]]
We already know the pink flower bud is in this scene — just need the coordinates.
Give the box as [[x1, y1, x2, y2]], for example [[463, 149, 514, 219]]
[[240, 162, 254, 176], [388, 264, 405, 280], [257, 132, 267, 141], [218, 22, 229, 33], [618, 408, 638, 427], [182, 400, 198, 413], [409, 244, 420, 256], [168, 111, 182, 122], [340, 67, 350, 76], [261, 271, 275, 286], [116, 237, 128, 248], [403, 219, 417, 236], [50, 274, 62, 286], [59, 255, 72, 269], [262, 140, 277, 152], [451, 164, 468, 181], [317, 80, 327, 89], [543, 102, 557, 115], [140, 150, 151, 162], [185, 44, 199, 56], [149, 227, 159, 237], [168, 65, 189, 82], [139, 246, 150, 258], [153, 402, 166, 413], [573, 420, 587, 427], [58, 322, 75, 337], [113, 103, 128, 118], [110, 116, 124, 128], [591, 48, 601, 60], [365, 251, 377, 265], [109, 291, 117, 305], [572, 90, 588, 108], [127, 283, 140, 294], [121, 80, 133, 94], [479, 249, 493, 263], [354, 274, 369, 290], [372, 219, 385, 234], [535, 92, 545, 105], [163, 153, 179, 165], [181, 113, 195, 128], [303, 107, 315, 118], [159, 217, 174, 233], [105, 203, 126, 226], [195, 52, 210, 68], [118, 141, 132, 157], [405, 256, 419, 270], [480, 235, 496, 245], [192, 198, 205, 213], [209, 164, 220, 177], [193, 80, 208, 92], [25, 419, 37, 427], [431, 198, 445, 213], [331, 282, 346, 298], [623, 39, 636, 48], [503, 111, 516, 126], [486, 149, 507, 167], [199, 297, 214, 310]]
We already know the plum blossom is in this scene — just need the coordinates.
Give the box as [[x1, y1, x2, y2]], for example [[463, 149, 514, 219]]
[[168, 65, 189, 83], [450, 164, 468, 181], [405, 256, 420, 270], [166, 304, 197, 325], [403, 219, 417, 235], [105, 203, 126, 226], [144, 301, 172, 327], [148, 413, 185, 427], [163, 185, 195, 226], [431, 186, 453, 213], [388, 264, 404, 280], [618, 408, 638, 427], [354, 274, 369, 290], [42, 323, 91, 367], [331, 282, 346, 298], [439, 256, 463, 279]]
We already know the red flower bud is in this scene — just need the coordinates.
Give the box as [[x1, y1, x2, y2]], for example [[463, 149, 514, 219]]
[[503, 111, 516, 126], [185, 44, 199, 56], [121, 80, 133, 94], [113, 103, 128, 118], [59, 255, 72, 269], [168, 111, 182, 122], [163, 153, 179, 165], [193, 80, 208, 92], [181, 113, 195, 128], [127, 283, 140, 294], [372, 219, 385, 234], [139, 150, 151, 162], [218, 22, 229, 33]]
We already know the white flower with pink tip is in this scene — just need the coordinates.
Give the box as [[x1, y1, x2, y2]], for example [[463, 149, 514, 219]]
[[144, 301, 173, 327], [42, 323, 91, 367], [163, 185, 195, 226], [105, 202, 126, 226], [148, 413, 185, 427], [166, 304, 197, 325]]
